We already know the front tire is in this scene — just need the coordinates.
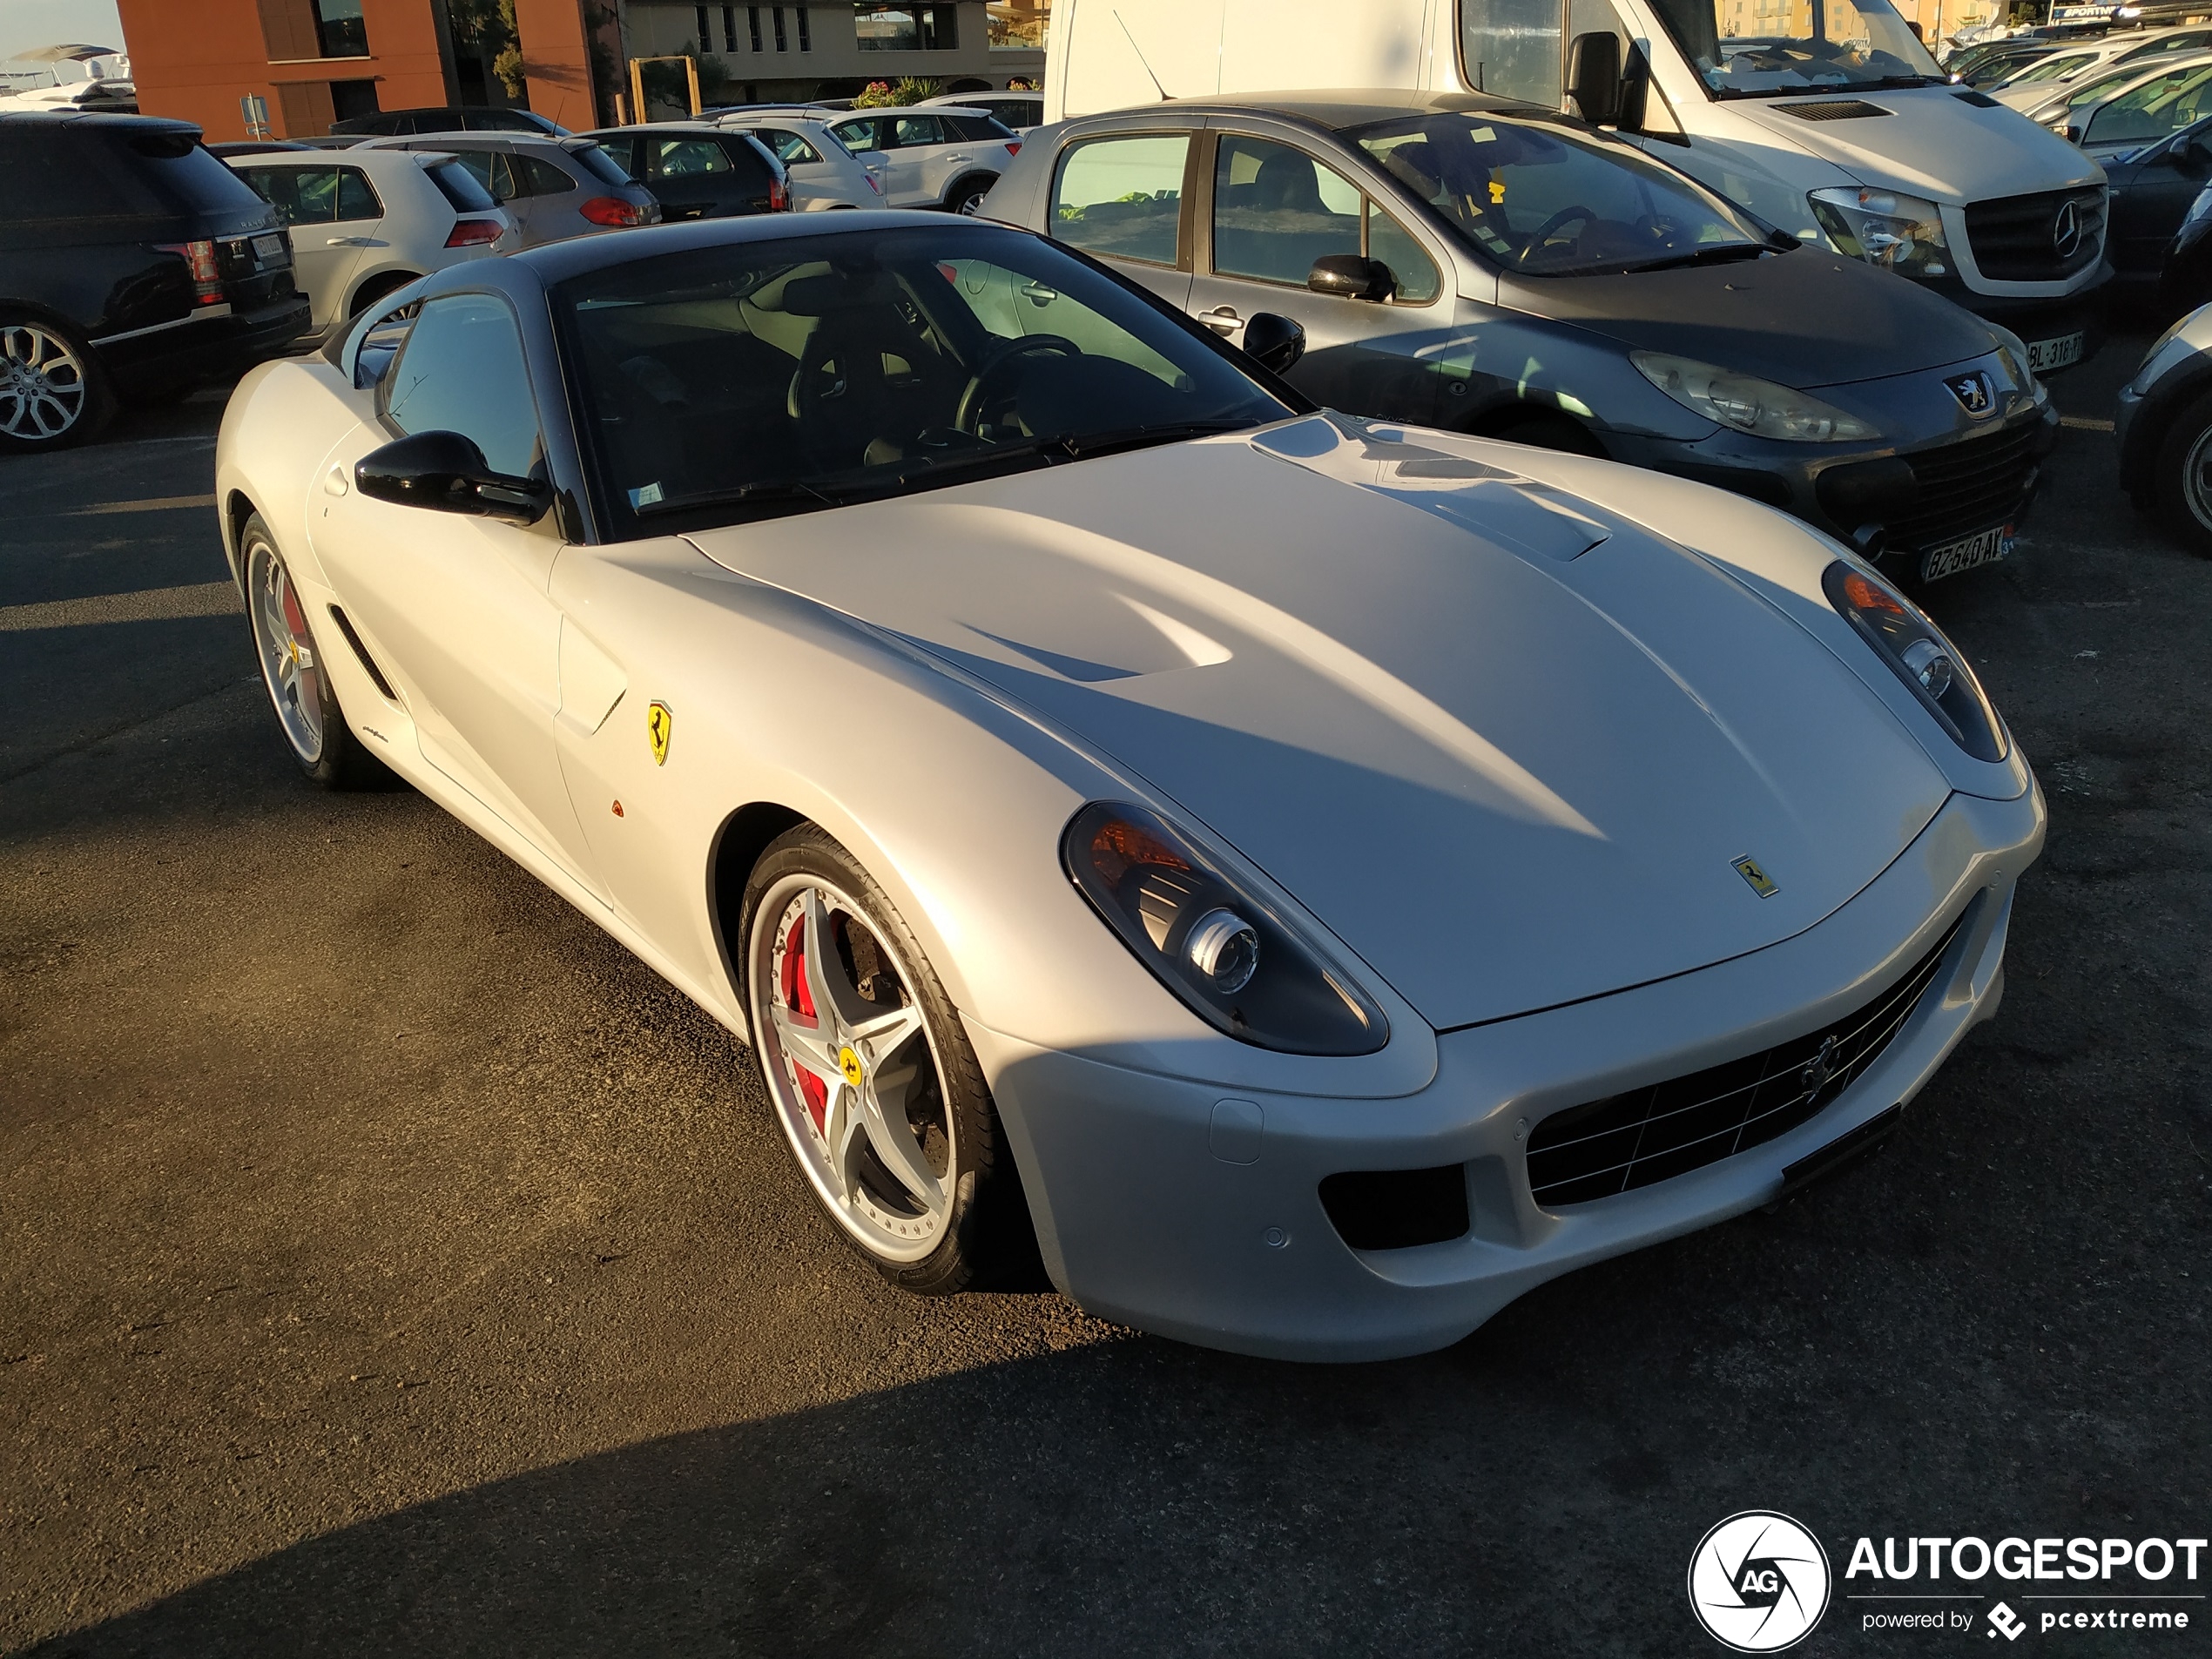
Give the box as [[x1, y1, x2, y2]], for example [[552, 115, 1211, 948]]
[[741, 824, 1024, 1294], [0, 316, 112, 451], [241, 513, 392, 789], [2152, 388, 2212, 555]]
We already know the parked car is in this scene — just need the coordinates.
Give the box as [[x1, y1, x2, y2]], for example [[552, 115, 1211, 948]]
[[331, 105, 567, 138], [986, 94, 2060, 583], [226, 145, 511, 347], [2117, 302, 2212, 549], [711, 114, 886, 209], [1948, 40, 2065, 86], [2033, 51, 2212, 134], [1988, 25, 2212, 105], [208, 138, 312, 157], [2157, 175, 2212, 310], [358, 134, 660, 244], [215, 210, 2042, 1359], [920, 91, 1042, 132], [2082, 115, 2212, 300], [824, 108, 1020, 214], [574, 125, 788, 219], [0, 111, 307, 449], [2062, 56, 2212, 157]]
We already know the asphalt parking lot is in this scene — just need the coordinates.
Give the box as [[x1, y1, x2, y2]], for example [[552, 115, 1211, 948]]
[[3, 334, 2207, 1657]]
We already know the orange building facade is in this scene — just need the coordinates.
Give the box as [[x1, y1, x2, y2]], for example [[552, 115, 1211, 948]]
[[115, 0, 604, 140]]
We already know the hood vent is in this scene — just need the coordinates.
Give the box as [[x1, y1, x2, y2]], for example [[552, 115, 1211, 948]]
[[1775, 99, 1892, 120], [1952, 88, 2001, 107]]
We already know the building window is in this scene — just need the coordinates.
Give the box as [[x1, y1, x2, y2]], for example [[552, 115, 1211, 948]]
[[748, 5, 763, 50], [329, 77, 380, 121], [696, 5, 711, 48], [314, 0, 369, 58], [854, 4, 959, 50], [772, 6, 787, 50], [988, 1, 1049, 51], [722, 5, 739, 49], [798, 6, 811, 50]]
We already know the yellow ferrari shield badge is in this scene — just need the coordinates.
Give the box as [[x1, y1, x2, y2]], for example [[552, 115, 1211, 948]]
[[646, 701, 673, 765], [1732, 855, 1778, 899]]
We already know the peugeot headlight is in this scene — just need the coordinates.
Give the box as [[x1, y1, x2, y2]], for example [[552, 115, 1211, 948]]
[[1063, 802, 1387, 1055], [1986, 325, 2047, 405], [1809, 186, 1952, 278], [1823, 563, 2007, 762], [1631, 351, 1878, 442]]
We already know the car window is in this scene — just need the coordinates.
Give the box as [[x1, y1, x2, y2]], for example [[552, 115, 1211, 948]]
[[444, 149, 503, 198], [650, 138, 732, 177], [1354, 111, 1767, 276], [1366, 199, 1440, 302], [832, 118, 882, 152], [515, 153, 576, 195], [382, 293, 542, 479], [334, 166, 382, 219], [1051, 132, 1188, 266], [891, 115, 943, 147], [555, 223, 1292, 539], [569, 142, 635, 186], [758, 127, 822, 165], [2086, 62, 2212, 143], [1211, 135, 1364, 287], [2013, 51, 2094, 82], [423, 158, 498, 212], [241, 165, 340, 225]]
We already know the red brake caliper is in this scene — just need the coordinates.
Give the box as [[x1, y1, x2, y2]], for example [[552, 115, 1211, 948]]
[[780, 914, 829, 1133]]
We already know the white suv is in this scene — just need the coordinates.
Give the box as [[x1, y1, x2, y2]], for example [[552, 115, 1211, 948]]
[[716, 115, 885, 210], [225, 146, 510, 347], [821, 108, 1021, 214]]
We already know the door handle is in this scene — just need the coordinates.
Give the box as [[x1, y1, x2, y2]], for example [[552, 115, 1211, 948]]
[[1018, 281, 1058, 305], [323, 464, 348, 497], [1201, 306, 1244, 337], [943, 153, 972, 164]]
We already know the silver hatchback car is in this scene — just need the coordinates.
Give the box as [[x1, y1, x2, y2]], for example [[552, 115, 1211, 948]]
[[358, 132, 659, 246], [985, 91, 2060, 584]]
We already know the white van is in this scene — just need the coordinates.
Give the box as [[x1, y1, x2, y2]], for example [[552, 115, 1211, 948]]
[[1046, 0, 2110, 370]]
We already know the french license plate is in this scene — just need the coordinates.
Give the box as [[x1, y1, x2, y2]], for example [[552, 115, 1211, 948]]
[[1919, 522, 2013, 583], [2027, 329, 2085, 373], [252, 233, 288, 266]]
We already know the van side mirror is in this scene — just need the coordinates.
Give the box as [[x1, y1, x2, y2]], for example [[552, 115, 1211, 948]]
[[1567, 31, 1624, 127], [356, 430, 551, 523], [1308, 253, 1395, 301], [1240, 312, 1306, 375]]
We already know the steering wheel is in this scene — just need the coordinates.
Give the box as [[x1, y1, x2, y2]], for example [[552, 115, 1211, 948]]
[[1520, 206, 1597, 263], [954, 334, 1082, 435]]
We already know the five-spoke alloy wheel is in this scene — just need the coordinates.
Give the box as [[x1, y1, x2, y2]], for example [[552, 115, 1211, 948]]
[[743, 825, 1021, 1292]]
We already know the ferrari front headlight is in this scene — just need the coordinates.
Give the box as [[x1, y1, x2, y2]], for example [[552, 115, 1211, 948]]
[[1062, 801, 1387, 1055], [1823, 562, 2008, 763], [1631, 351, 1879, 442], [1809, 186, 1952, 278]]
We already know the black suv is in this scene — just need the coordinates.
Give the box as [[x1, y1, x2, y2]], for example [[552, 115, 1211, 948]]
[[330, 106, 566, 138], [0, 112, 310, 450]]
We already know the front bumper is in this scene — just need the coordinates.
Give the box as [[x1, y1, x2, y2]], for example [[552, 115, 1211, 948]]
[[973, 785, 2045, 1361]]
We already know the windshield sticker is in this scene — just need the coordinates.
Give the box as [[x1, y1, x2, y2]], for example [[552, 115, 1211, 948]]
[[629, 482, 664, 509]]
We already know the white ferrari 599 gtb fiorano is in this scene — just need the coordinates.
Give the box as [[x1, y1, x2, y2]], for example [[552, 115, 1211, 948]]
[[214, 212, 2045, 1360]]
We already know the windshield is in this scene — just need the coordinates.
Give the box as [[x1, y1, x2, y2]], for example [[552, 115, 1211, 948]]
[[2012, 50, 2095, 82], [1644, 0, 1945, 98], [556, 226, 1295, 537], [1352, 113, 1770, 275], [2083, 59, 2212, 145]]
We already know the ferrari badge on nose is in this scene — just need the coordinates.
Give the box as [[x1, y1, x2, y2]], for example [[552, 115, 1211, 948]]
[[647, 701, 673, 765], [1732, 855, 1778, 898]]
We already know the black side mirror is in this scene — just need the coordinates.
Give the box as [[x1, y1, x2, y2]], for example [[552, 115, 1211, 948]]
[[2173, 132, 2212, 175], [356, 430, 551, 523], [1240, 312, 1306, 376], [1307, 253, 1395, 301], [1567, 31, 1624, 127]]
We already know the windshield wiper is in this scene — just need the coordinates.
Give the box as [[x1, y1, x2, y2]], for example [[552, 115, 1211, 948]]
[[1058, 418, 1259, 458], [1716, 73, 1946, 99], [635, 478, 841, 518], [1620, 243, 1771, 273]]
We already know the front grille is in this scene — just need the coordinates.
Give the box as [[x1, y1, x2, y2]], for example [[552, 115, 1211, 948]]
[[1964, 185, 2104, 281], [1777, 99, 1891, 120], [1885, 420, 2041, 550], [1525, 917, 1963, 1208]]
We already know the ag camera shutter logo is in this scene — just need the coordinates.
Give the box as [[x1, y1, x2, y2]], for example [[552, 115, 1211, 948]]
[[1689, 1511, 1832, 1651]]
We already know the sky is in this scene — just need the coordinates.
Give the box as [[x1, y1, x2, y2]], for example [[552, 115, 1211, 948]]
[[0, 0, 126, 61]]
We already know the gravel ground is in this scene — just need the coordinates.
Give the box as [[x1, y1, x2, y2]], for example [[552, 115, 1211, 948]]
[[2, 338, 2205, 1657]]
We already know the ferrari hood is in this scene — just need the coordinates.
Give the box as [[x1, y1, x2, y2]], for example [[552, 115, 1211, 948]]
[[688, 418, 1951, 1029]]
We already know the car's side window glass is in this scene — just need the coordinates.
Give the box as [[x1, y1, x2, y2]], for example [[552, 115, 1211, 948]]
[[1366, 199, 1440, 303], [382, 293, 542, 479], [241, 165, 338, 225], [892, 115, 941, 147], [832, 118, 878, 152], [334, 167, 381, 220], [1211, 135, 1362, 287], [1051, 133, 1188, 267], [350, 297, 420, 388], [651, 138, 732, 177], [448, 149, 502, 198], [516, 154, 575, 195], [762, 127, 821, 164]]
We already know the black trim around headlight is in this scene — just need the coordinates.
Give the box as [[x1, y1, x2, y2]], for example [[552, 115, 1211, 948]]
[[1062, 802, 1388, 1056], [1823, 561, 2008, 764]]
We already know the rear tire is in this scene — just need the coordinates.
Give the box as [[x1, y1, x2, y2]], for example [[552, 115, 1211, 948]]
[[2151, 388, 2212, 555], [0, 315, 113, 452], [946, 174, 996, 216], [741, 824, 1029, 1295], [240, 512, 394, 789]]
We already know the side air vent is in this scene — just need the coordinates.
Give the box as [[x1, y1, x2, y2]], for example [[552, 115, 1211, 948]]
[[1952, 89, 2001, 107], [327, 604, 400, 702], [1319, 1165, 1471, 1251], [1776, 99, 1892, 120]]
